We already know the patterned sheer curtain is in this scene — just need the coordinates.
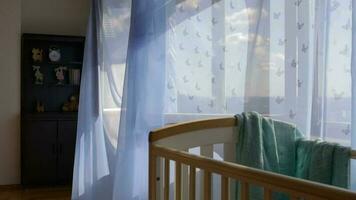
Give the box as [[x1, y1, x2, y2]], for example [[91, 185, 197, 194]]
[[164, 0, 355, 189], [72, 0, 355, 199], [166, 0, 353, 143]]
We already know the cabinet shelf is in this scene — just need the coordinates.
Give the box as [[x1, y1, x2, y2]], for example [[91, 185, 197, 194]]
[[30, 61, 83, 66], [47, 61, 83, 65], [32, 84, 80, 88]]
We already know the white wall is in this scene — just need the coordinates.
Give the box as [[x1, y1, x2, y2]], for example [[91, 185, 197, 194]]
[[0, 0, 22, 185], [0, 0, 89, 185], [22, 0, 90, 36]]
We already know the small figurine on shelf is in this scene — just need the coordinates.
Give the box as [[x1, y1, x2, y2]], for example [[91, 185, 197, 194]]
[[36, 101, 45, 112], [32, 65, 44, 85], [32, 48, 44, 62], [49, 46, 61, 62], [62, 95, 79, 112], [54, 66, 67, 85]]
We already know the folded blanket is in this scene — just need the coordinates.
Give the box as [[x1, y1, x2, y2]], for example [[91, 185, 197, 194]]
[[296, 139, 351, 188], [235, 112, 351, 199], [235, 112, 303, 200], [235, 112, 303, 176]]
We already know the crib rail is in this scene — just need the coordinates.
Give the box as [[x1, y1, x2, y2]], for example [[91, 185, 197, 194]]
[[149, 117, 356, 200], [150, 145, 356, 200]]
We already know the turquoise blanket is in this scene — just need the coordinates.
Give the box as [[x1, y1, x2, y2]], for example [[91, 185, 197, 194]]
[[235, 112, 351, 199], [296, 139, 351, 188]]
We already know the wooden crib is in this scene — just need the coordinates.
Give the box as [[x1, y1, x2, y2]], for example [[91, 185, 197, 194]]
[[149, 117, 356, 200]]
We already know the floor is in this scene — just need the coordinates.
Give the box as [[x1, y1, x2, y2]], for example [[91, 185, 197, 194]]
[[0, 186, 71, 200]]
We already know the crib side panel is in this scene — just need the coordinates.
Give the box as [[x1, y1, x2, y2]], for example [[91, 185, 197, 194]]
[[152, 125, 238, 200], [153, 127, 236, 150]]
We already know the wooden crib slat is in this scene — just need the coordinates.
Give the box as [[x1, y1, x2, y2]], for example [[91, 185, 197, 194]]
[[180, 148, 189, 200], [221, 176, 229, 200], [224, 143, 236, 199], [200, 145, 213, 199], [229, 179, 236, 200], [189, 166, 196, 200], [204, 170, 211, 200], [157, 158, 164, 200], [241, 182, 249, 200], [149, 152, 157, 200], [182, 163, 189, 200], [264, 188, 272, 200], [175, 161, 182, 200], [164, 159, 169, 200]]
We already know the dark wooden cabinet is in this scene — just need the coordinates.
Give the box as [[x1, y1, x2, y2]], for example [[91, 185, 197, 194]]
[[21, 114, 78, 186], [21, 34, 84, 186], [57, 120, 77, 184], [22, 120, 57, 185]]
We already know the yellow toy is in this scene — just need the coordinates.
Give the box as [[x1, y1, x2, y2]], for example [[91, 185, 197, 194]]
[[32, 48, 44, 62], [62, 95, 79, 112], [36, 101, 45, 112]]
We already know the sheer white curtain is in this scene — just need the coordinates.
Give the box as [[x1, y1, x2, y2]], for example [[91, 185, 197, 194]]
[[166, 0, 355, 188], [165, 0, 355, 190], [72, 0, 356, 199], [166, 0, 353, 145], [352, 0, 356, 191], [72, 0, 131, 199]]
